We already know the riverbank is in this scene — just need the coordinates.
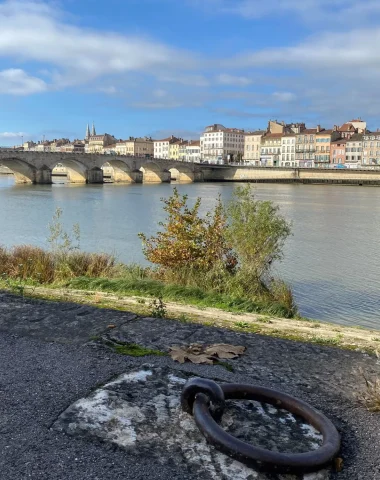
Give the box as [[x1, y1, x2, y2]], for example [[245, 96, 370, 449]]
[[6, 283, 380, 354], [0, 289, 380, 479]]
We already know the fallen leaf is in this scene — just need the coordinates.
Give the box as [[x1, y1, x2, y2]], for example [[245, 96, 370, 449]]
[[107, 324, 117, 329], [169, 343, 246, 365], [204, 344, 246, 359], [169, 347, 187, 364]]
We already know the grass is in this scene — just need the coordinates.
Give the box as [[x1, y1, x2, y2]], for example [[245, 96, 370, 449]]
[[112, 343, 166, 357], [66, 276, 294, 318]]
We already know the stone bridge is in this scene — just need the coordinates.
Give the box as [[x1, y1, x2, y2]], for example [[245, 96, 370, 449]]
[[0, 151, 204, 184]]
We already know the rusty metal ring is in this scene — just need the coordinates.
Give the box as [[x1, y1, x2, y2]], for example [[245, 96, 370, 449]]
[[183, 379, 340, 474], [181, 377, 225, 421]]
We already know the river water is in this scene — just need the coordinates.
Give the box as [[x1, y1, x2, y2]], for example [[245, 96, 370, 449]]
[[1, 175, 380, 329]]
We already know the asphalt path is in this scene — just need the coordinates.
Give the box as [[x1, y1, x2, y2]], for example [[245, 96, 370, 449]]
[[1, 292, 380, 479]]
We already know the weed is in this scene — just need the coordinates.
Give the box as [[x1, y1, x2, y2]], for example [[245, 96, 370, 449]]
[[112, 343, 166, 357], [310, 323, 321, 329], [149, 296, 167, 318], [177, 313, 191, 323], [216, 361, 234, 372], [357, 368, 380, 412], [235, 321, 250, 329]]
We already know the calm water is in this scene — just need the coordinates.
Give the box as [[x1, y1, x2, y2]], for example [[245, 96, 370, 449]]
[[1, 175, 380, 329]]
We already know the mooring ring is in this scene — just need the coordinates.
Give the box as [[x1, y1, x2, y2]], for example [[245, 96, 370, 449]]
[[182, 379, 340, 474]]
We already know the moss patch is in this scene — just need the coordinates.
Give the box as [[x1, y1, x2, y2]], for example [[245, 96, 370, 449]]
[[112, 343, 166, 357]]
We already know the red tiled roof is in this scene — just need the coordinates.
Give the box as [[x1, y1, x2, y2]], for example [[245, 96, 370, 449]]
[[338, 123, 356, 132]]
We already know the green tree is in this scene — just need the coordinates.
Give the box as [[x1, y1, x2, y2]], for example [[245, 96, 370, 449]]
[[225, 185, 292, 291]]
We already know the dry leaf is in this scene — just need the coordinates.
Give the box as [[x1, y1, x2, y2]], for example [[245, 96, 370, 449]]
[[169, 343, 245, 365], [169, 347, 188, 364], [107, 324, 117, 329], [204, 344, 246, 359]]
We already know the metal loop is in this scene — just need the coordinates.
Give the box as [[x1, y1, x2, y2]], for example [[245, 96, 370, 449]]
[[182, 380, 341, 474], [180, 378, 225, 421]]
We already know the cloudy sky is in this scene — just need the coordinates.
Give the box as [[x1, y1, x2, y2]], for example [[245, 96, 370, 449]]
[[0, 0, 379, 144]]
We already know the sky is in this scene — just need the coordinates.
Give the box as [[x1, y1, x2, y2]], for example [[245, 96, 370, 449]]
[[1, 0, 380, 145]]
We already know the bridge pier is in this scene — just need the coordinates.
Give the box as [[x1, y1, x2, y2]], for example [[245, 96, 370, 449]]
[[35, 166, 52, 184], [87, 167, 104, 184]]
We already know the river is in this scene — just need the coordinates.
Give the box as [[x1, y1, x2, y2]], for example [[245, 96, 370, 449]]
[[1, 175, 380, 329]]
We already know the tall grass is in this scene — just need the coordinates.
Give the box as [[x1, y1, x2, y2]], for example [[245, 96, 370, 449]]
[[0, 245, 115, 283]]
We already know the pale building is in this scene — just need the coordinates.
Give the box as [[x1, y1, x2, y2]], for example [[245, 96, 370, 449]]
[[115, 137, 154, 157], [185, 140, 201, 162], [178, 140, 189, 161], [362, 131, 380, 165], [296, 127, 319, 168], [86, 132, 117, 154], [260, 133, 282, 167], [154, 136, 180, 159], [200, 124, 245, 164], [347, 119, 366, 134], [345, 134, 363, 167], [244, 131, 265, 166], [280, 134, 296, 167]]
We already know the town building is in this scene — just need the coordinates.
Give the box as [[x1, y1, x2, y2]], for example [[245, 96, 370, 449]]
[[330, 139, 347, 165], [280, 133, 296, 167], [154, 136, 180, 159], [345, 134, 363, 167], [347, 119, 366, 134], [178, 140, 189, 162], [185, 140, 201, 162], [296, 128, 318, 168], [260, 133, 282, 167], [362, 131, 380, 165], [337, 123, 357, 139], [315, 129, 341, 167], [115, 137, 154, 157], [244, 131, 265, 165], [200, 124, 245, 163]]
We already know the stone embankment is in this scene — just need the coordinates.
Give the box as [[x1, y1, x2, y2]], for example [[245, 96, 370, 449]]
[[0, 290, 380, 480]]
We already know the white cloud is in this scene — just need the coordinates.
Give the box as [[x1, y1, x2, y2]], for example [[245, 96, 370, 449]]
[[216, 74, 252, 86], [0, 69, 47, 95], [0, 1, 197, 89], [0, 131, 28, 139], [189, 0, 380, 24]]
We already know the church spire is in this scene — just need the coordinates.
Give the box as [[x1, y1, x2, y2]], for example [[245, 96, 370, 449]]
[[86, 123, 90, 140], [91, 121, 96, 136]]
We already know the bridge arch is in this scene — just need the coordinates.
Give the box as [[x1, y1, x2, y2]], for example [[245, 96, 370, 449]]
[[102, 159, 142, 183], [48, 157, 89, 184], [167, 164, 194, 183], [0, 157, 37, 184], [139, 162, 170, 183]]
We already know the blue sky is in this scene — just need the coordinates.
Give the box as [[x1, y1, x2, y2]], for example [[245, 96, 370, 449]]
[[1, 0, 380, 145]]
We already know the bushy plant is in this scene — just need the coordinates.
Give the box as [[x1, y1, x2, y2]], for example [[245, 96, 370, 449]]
[[139, 188, 237, 277], [225, 185, 292, 294]]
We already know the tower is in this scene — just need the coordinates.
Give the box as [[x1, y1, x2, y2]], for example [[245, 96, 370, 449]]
[[91, 121, 96, 136], [86, 123, 90, 140]]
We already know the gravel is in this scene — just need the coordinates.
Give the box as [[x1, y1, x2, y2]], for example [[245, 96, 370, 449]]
[[0, 291, 380, 479]]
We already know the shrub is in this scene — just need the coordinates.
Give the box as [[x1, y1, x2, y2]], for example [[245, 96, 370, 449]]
[[139, 188, 237, 277]]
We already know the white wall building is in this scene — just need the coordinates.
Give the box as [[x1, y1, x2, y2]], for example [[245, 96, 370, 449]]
[[200, 124, 245, 163], [154, 135, 179, 159], [280, 134, 296, 167], [185, 140, 201, 162]]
